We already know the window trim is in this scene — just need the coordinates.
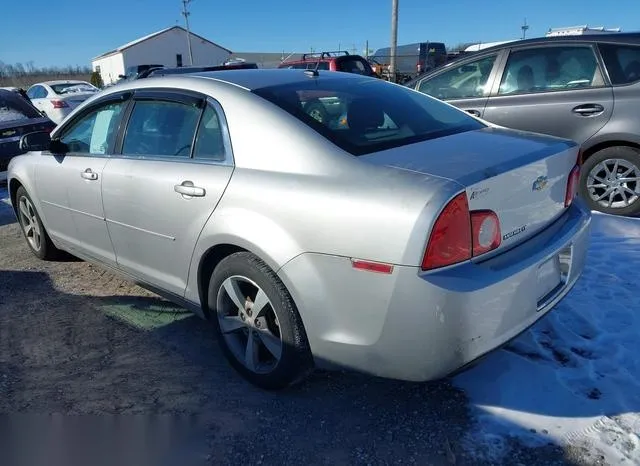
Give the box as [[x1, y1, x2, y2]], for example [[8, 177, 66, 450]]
[[47, 91, 133, 158], [493, 43, 610, 98]]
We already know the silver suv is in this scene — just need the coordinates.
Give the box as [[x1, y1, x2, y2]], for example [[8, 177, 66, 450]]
[[406, 33, 640, 216]]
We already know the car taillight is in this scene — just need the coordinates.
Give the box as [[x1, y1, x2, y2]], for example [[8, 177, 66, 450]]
[[421, 192, 502, 271], [565, 164, 580, 207], [51, 100, 68, 109], [471, 211, 501, 256]]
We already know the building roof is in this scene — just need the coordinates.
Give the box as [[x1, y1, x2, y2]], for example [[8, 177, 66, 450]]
[[92, 26, 232, 61], [227, 52, 303, 68]]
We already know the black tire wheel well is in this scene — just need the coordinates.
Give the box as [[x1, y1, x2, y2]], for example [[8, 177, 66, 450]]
[[9, 178, 23, 218], [198, 244, 247, 318], [581, 141, 640, 163]]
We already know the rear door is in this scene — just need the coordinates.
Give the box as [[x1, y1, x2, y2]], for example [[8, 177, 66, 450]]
[[102, 90, 234, 296], [412, 51, 505, 118], [481, 43, 614, 144]]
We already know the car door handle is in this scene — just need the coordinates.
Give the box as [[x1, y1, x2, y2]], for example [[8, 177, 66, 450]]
[[572, 104, 604, 116], [174, 181, 206, 197], [80, 168, 98, 180], [466, 109, 481, 117]]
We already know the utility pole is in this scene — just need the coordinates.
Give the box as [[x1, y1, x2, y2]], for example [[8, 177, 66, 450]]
[[390, 0, 399, 83], [521, 18, 529, 40], [182, 0, 194, 65], [365, 40, 369, 58]]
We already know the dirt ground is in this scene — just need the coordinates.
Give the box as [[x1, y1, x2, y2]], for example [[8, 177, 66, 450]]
[[0, 186, 586, 465]]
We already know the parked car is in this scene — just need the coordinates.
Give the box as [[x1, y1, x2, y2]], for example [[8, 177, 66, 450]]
[[8, 69, 591, 389], [26, 80, 99, 125], [0, 89, 55, 171], [405, 32, 640, 216], [278, 51, 377, 77], [370, 41, 448, 82], [118, 64, 165, 81]]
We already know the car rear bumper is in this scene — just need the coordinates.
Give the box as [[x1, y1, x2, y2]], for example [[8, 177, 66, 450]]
[[277, 199, 592, 382]]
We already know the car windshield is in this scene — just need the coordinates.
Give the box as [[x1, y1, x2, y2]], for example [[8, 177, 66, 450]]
[[252, 76, 484, 155], [51, 83, 97, 94], [0, 92, 41, 122]]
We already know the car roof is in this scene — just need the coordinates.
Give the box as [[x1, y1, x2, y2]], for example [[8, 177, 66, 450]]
[[469, 32, 640, 55], [189, 68, 368, 90]]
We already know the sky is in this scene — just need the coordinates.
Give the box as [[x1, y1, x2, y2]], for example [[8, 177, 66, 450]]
[[1, 0, 639, 68]]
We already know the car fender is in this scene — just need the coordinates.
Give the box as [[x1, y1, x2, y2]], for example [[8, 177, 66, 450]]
[[183, 205, 304, 305], [7, 155, 44, 224], [583, 130, 640, 157]]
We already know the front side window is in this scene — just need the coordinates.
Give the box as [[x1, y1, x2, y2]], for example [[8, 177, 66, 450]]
[[122, 100, 201, 157], [59, 100, 127, 154], [417, 54, 498, 100], [253, 77, 484, 156], [498, 46, 603, 95], [598, 43, 640, 85]]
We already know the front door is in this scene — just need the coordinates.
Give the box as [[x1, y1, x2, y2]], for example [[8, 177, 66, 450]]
[[35, 97, 128, 264], [102, 92, 234, 296], [413, 52, 503, 118], [481, 44, 614, 145]]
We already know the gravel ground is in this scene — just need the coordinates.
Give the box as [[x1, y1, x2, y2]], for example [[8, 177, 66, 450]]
[[0, 189, 586, 465]]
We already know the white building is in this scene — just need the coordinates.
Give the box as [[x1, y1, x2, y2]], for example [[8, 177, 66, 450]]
[[92, 26, 232, 85], [546, 25, 622, 37]]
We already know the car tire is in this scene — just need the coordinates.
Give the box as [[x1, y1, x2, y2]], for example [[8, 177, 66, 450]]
[[580, 146, 640, 216], [15, 186, 61, 260], [208, 252, 314, 390]]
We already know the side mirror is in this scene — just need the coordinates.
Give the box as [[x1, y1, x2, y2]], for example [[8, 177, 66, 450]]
[[19, 131, 51, 152]]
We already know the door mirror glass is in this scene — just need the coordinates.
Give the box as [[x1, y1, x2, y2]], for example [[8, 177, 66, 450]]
[[19, 131, 51, 152]]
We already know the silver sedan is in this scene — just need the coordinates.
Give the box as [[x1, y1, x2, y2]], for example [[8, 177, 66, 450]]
[[7, 69, 592, 389]]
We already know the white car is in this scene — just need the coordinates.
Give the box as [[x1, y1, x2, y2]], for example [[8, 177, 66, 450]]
[[26, 80, 99, 125]]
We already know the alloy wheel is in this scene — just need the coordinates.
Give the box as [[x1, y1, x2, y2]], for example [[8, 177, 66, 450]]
[[586, 158, 640, 209], [216, 275, 282, 374], [18, 196, 42, 252]]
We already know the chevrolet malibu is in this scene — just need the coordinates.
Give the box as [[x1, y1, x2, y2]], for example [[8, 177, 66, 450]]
[[7, 69, 591, 389]]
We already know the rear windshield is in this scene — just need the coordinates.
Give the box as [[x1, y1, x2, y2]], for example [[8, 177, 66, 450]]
[[252, 76, 484, 155], [0, 91, 41, 122], [50, 83, 97, 95]]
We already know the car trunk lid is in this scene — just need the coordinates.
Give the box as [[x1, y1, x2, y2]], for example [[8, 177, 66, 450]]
[[360, 126, 580, 253]]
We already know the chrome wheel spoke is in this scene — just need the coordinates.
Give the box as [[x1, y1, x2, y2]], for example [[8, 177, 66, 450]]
[[595, 188, 614, 201], [619, 189, 630, 205], [619, 176, 640, 183], [257, 328, 282, 360], [612, 159, 619, 176], [19, 200, 30, 219], [607, 190, 615, 207], [592, 174, 607, 184], [24, 223, 33, 236], [245, 331, 259, 371], [219, 315, 245, 334], [251, 289, 270, 318], [223, 278, 245, 311], [587, 183, 607, 189]]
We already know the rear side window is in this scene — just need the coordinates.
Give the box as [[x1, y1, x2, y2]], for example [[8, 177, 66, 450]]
[[253, 77, 484, 156], [122, 100, 201, 157], [193, 105, 226, 161], [498, 46, 604, 95], [339, 58, 370, 75], [598, 43, 640, 85]]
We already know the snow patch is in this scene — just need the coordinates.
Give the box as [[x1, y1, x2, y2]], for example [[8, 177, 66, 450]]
[[455, 211, 640, 465]]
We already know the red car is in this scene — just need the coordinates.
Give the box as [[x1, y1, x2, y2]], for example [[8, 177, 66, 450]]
[[278, 51, 377, 77]]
